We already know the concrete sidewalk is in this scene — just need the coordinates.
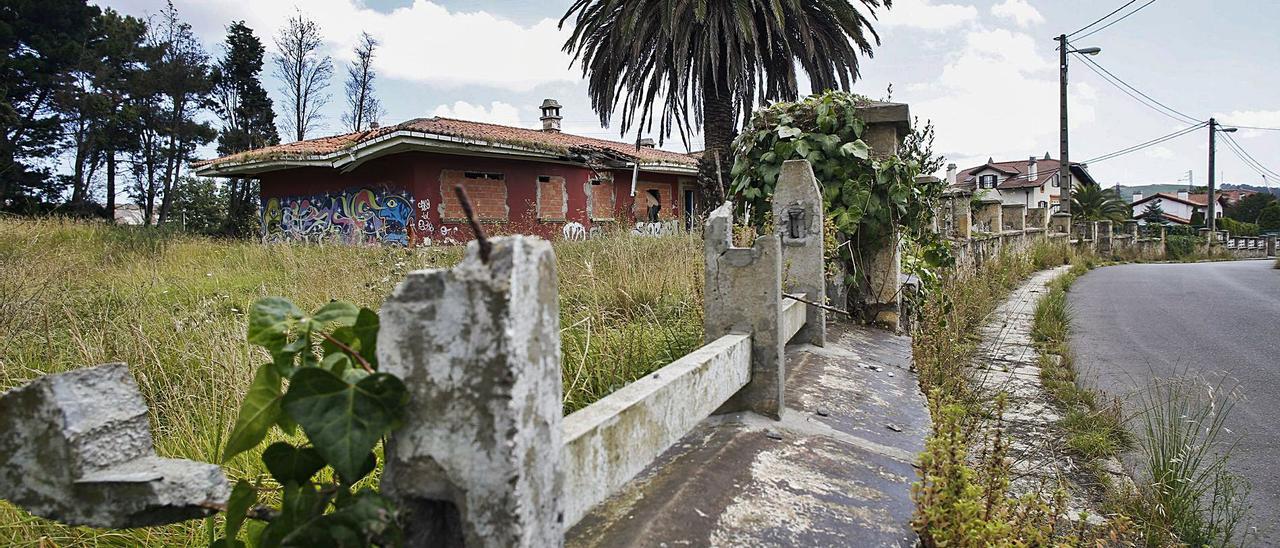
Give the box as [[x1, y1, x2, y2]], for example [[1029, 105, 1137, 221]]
[[567, 322, 928, 547]]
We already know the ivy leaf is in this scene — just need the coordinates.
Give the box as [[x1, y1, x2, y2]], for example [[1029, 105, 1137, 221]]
[[262, 442, 327, 485], [281, 490, 401, 547], [222, 364, 282, 462], [258, 483, 329, 547], [840, 139, 870, 160], [282, 369, 408, 482], [247, 298, 305, 349], [312, 301, 359, 327], [777, 126, 801, 139], [222, 480, 256, 544]]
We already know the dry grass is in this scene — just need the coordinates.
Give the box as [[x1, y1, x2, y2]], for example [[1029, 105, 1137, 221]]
[[0, 217, 702, 545]]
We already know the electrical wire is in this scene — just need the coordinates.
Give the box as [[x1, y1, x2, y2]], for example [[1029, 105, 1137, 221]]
[[1073, 53, 1201, 125], [1073, 0, 1159, 42], [1068, 0, 1139, 37], [1221, 132, 1280, 180], [1083, 122, 1207, 164]]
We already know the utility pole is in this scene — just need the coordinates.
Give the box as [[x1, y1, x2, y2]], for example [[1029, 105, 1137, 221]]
[[1208, 118, 1217, 234], [1057, 34, 1071, 215]]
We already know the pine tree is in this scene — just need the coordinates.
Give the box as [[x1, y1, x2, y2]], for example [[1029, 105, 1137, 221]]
[[1139, 201, 1165, 225], [210, 21, 279, 237]]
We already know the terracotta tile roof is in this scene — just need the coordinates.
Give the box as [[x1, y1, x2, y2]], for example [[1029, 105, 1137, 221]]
[[195, 117, 698, 171], [956, 158, 1062, 190], [1136, 191, 1225, 208]]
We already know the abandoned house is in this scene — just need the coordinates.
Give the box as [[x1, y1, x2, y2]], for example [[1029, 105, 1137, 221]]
[[193, 99, 700, 246]]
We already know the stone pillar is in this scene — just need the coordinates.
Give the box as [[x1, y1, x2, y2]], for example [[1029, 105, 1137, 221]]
[[951, 192, 972, 239], [1001, 204, 1026, 232], [1049, 212, 1072, 235], [865, 235, 903, 330], [704, 202, 784, 419], [1123, 219, 1139, 239], [0, 363, 228, 528], [1097, 220, 1113, 255], [973, 199, 1003, 233], [1267, 236, 1277, 257], [380, 236, 564, 548], [773, 160, 826, 347], [1025, 207, 1047, 230]]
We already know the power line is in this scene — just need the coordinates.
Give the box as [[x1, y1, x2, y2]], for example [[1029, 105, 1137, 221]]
[[1073, 53, 1201, 125], [1221, 131, 1280, 179], [1073, 0, 1159, 41], [1083, 122, 1207, 164], [1068, 0, 1139, 37]]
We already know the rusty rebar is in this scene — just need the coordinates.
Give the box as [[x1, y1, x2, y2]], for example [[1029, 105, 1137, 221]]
[[454, 184, 491, 263]]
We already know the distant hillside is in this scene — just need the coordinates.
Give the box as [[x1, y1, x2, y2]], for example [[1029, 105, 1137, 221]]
[[1115, 183, 1280, 201]]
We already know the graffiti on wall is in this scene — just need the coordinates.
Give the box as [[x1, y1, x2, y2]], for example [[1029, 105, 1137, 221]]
[[262, 188, 415, 246]]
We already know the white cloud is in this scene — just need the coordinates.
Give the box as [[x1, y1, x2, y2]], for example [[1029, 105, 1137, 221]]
[[102, 0, 577, 91], [1214, 109, 1280, 138], [991, 0, 1044, 27], [905, 27, 1097, 170], [877, 0, 978, 31], [431, 101, 526, 127]]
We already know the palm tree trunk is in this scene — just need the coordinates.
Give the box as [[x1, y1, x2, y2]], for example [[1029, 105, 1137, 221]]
[[699, 70, 735, 211]]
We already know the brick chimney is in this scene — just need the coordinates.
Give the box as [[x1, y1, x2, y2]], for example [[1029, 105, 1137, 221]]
[[946, 163, 957, 186], [1027, 156, 1038, 180], [539, 99, 562, 132]]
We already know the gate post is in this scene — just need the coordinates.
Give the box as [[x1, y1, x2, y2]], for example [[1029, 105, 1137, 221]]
[[379, 236, 564, 547], [773, 160, 826, 347]]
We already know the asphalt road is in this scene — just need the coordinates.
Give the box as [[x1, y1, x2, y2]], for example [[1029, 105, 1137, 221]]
[[1068, 259, 1280, 541]]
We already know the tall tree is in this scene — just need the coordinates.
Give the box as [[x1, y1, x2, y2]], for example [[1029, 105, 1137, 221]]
[[90, 10, 152, 221], [0, 0, 99, 208], [1225, 192, 1277, 223], [274, 10, 333, 141], [210, 21, 279, 237], [342, 32, 383, 132], [559, 0, 890, 205], [147, 1, 215, 224]]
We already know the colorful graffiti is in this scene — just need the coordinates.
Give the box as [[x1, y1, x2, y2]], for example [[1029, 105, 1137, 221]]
[[262, 188, 415, 246]]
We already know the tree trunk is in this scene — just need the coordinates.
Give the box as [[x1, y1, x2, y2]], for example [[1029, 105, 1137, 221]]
[[699, 69, 735, 212], [106, 152, 116, 222]]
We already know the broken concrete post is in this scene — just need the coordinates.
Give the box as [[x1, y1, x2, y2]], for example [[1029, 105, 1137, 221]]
[[379, 236, 564, 548], [865, 234, 903, 330], [773, 160, 826, 347], [1267, 236, 1277, 257], [0, 363, 228, 528], [1097, 220, 1113, 255], [1001, 204, 1026, 232], [704, 202, 785, 420], [1049, 212, 1072, 236], [973, 199, 1003, 234]]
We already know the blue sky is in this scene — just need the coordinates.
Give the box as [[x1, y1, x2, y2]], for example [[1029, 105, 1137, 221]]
[[98, 0, 1280, 189]]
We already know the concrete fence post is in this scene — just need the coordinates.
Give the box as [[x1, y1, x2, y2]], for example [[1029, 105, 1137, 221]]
[[774, 160, 826, 347], [379, 236, 564, 547], [1097, 220, 1113, 255], [0, 363, 229, 528], [704, 202, 785, 420], [1049, 212, 1072, 236], [1267, 236, 1276, 257], [1001, 204, 1026, 232], [953, 194, 972, 239]]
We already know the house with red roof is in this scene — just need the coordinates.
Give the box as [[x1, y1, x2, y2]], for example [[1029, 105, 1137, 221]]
[[945, 153, 1100, 211], [193, 99, 700, 246], [1129, 190, 1229, 225]]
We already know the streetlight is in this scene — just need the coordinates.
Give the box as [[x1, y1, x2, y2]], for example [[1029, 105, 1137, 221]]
[[1207, 119, 1237, 235], [1056, 34, 1101, 216]]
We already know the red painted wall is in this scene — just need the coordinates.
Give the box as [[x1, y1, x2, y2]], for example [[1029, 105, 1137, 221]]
[[258, 151, 693, 246]]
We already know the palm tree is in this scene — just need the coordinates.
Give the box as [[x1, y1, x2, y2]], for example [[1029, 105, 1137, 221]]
[[1071, 182, 1130, 222], [559, 0, 890, 204]]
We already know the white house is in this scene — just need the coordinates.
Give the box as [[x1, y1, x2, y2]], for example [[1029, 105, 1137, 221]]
[[947, 153, 1100, 211], [1130, 191, 1228, 225]]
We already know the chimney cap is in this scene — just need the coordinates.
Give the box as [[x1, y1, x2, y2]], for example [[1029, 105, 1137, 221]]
[[1029, 155, 1037, 163], [1044, 152, 1052, 160], [947, 163, 957, 170], [638, 137, 656, 148], [540, 98, 562, 110]]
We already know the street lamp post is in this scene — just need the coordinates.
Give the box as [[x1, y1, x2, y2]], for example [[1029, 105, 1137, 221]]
[[1207, 118, 1238, 236], [1056, 34, 1101, 216]]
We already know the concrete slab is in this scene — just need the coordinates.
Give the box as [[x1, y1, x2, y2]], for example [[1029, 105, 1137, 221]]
[[566, 322, 926, 547]]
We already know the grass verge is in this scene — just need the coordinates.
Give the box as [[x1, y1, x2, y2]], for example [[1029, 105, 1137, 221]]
[[0, 217, 702, 545]]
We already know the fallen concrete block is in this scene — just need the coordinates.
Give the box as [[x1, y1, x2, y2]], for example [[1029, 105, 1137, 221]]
[[0, 363, 228, 528]]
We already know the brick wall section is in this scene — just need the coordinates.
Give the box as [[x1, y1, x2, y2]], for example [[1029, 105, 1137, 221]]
[[591, 178, 616, 220], [441, 170, 508, 221], [537, 176, 567, 221]]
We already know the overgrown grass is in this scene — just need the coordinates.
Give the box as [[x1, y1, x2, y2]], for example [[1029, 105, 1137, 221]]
[[1124, 377, 1253, 547], [0, 217, 702, 545], [1030, 258, 1130, 463], [910, 239, 1125, 545]]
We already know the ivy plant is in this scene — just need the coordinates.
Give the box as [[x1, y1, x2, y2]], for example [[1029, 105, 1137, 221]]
[[214, 297, 407, 547], [729, 91, 952, 314]]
